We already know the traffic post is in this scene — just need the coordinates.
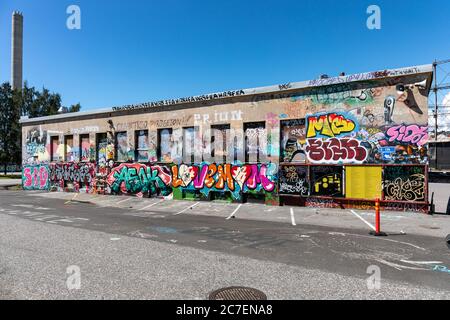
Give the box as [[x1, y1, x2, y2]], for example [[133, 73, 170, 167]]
[[370, 198, 387, 237]]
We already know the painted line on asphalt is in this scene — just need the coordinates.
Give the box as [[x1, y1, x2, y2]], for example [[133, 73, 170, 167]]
[[65, 193, 79, 204], [174, 202, 200, 215], [341, 232, 426, 251], [401, 260, 443, 265], [350, 210, 376, 231], [290, 208, 297, 226], [376, 259, 428, 271], [117, 197, 132, 205], [138, 199, 164, 211], [226, 204, 243, 220]]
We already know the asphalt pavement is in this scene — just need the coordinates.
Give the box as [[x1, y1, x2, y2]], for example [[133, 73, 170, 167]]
[[0, 190, 449, 300]]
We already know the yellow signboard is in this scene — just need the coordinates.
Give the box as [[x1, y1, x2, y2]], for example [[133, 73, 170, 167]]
[[345, 166, 382, 200]]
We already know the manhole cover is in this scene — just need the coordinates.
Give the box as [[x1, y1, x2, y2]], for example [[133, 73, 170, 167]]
[[209, 287, 267, 300]]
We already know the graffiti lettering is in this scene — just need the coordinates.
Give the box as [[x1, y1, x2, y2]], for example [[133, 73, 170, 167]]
[[306, 138, 368, 164], [171, 163, 277, 200], [107, 163, 172, 198], [50, 163, 96, 193], [307, 113, 357, 138], [383, 173, 425, 202], [279, 165, 309, 196], [22, 165, 50, 190], [386, 125, 428, 147]]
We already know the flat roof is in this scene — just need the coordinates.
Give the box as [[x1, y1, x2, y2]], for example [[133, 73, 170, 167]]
[[20, 64, 433, 125]]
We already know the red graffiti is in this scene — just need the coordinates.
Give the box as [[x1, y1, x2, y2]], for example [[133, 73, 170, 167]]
[[386, 125, 428, 146], [306, 138, 368, 164]]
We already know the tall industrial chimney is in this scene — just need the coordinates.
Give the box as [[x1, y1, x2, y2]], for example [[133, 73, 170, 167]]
[[11, 11, 23, 90]]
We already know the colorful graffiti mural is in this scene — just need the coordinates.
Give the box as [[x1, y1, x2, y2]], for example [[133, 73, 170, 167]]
[[107, 163, 172, 198], [21, 67, 432, 211], [306, 112, 358, 139], [172, 163, 277, 200], [306, 138, 368, 164], [49, 162, 96, 193], [22, 164, 50, 190], [385, 124, 428, 147]]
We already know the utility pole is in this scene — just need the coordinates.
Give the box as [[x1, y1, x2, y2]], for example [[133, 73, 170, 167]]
[[433, 60, 438, 170]]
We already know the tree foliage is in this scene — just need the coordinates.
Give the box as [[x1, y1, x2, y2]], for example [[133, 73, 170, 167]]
[[0, 82, 82, 173]]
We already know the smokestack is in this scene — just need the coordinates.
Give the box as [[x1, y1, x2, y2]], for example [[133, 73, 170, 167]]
[[11, 11, 23, 90]]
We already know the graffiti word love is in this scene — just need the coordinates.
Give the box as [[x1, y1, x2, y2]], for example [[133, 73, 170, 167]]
[[306, 113, 357, 138], [306, 138, 368, 164], [171, 163, 276, 193], [386, 125, 428, 146]]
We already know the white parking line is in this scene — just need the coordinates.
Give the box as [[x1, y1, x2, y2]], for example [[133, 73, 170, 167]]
[[226, 204, 242, 220], [350, 210, 376, 231], [138, 199, 164, 211], [290, 208, 297, 226], [117, 197, 132, 205], [174, 202, 200, 215]]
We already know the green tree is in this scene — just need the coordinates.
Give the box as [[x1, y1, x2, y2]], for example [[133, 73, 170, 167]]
[[69, 103, 81, 113], [20, 83, 81, 118], [0, 83, 21, 174], [0, 81, 82, 173]]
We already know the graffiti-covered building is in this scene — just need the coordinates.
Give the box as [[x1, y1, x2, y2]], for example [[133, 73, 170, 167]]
[[21, 64, 433, 212]]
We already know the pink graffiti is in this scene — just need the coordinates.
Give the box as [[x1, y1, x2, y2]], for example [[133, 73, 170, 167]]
[[23, 165, 49, 190], [386, 125, 428, 146], [306, 138, 368, 164]]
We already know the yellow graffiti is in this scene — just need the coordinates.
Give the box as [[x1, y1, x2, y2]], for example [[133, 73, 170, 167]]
[[307, 113, 356, 138]]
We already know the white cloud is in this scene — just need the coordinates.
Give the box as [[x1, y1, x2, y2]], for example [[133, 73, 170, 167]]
[[443, 92, 450, 106]]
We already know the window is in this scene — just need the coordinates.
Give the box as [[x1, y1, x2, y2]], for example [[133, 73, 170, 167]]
[[64, 135, 74, 162], [211, 124, 230, 164], [50, 136, 60, 162], [80, 134, 90, 162], [115, 132, 128, 162], [183, 127, 195, 164], [158, 128, 173, 162], [96, 133, 108, 163], [135, 130, 149, 162], [280, 119, 306, 163], [244, 122, 266, 163]]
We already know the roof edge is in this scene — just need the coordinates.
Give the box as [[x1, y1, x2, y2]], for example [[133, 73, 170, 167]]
[[20, 64, 433, 125]]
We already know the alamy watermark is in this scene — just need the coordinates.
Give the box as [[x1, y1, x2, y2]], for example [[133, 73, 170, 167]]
[[66, 265, 81, 290], [367, 5, 381, 30], [366, 265, 381, 290], [66, 5, 81, 30]]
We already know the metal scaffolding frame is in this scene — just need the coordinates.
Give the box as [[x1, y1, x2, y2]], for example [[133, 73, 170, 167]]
[[430, 59, 450, 169]]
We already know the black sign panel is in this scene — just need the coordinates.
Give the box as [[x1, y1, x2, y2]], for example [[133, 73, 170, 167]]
[[383, 166, 425, 202], [310, 166, 343, 197], [279, 165, 309, 196]]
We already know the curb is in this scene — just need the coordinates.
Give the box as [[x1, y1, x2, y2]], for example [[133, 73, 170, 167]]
[[0, 184, 21, 190]]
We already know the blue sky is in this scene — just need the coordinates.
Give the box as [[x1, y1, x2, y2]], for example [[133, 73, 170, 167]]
[[0, 0, 449, 111]]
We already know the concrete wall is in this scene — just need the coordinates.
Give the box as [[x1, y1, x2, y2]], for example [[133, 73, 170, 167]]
[[21, 70, 432, 211]]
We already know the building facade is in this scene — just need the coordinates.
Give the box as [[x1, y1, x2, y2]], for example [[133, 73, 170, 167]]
[[21, 65, 433, 212]]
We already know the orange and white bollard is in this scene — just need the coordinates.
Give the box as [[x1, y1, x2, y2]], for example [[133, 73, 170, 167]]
[[370, 198, 387, 237]]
